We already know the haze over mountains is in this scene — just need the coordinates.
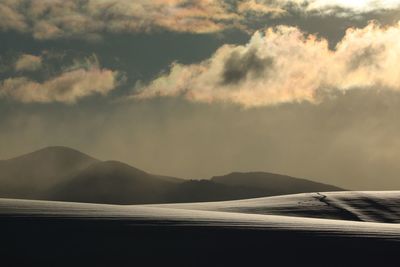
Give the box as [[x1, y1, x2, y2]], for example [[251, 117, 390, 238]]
[[0, 146, 342, 204]]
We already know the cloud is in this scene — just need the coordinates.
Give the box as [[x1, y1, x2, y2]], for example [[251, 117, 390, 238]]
[[2, 0, 399, 39], [234, 0, 400, 18], [297, 0, 400, 13], [253, 0, 400, 14], [0, 63, 120, 104], [0, 0, 241, 39], [14, 54, 42, 72], [133, 21, 400, 107], [237, 0, 286, 16], [0, 1, 27, 32], [221, 48, 274, 85]]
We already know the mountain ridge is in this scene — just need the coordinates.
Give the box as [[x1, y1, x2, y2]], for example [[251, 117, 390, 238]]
[[0, 146, 343, 204]]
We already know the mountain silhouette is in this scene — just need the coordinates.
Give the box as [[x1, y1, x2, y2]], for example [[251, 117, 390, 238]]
[[51, 160, 182, 204], [212, 172, 341, 196], [0, 147, 343, 204], [0, 146, 98, 199]]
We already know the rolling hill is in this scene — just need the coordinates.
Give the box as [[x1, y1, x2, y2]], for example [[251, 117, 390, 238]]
[[0, 146, 343, 204]]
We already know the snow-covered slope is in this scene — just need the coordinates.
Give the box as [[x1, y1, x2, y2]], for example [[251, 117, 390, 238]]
[[155, 191, 400, 223], [1, 191, 400, 239]]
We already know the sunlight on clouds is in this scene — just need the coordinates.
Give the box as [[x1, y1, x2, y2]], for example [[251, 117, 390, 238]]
[[0, 68, 119, 104], [134, 21, 400, 108], [310, 0, 400, 12], [14, 54, 42, 72], [1, 0, 400, 39], [0, 57, 120, 104], [0, 0, 239, 39], [247, 0, 400, 15]]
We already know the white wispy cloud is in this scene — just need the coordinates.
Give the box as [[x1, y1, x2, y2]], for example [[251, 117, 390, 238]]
[[250, 0, 400, 14], [297, 0, 400, 13], [134, 21, 400, 107]]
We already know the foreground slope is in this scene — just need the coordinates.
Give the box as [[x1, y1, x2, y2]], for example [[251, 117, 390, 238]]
[[1, 192, 400, 266], [156, 191, 400, 223], [1, 191, 400, 231]]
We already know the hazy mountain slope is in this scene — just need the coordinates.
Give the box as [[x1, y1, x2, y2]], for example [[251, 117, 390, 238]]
[[212, 172, 342, 196], [166, 180, 284, 203], [163, 173, 343, 204], [50, 173, 343, 204], [50, 161, 183, 204], [0, 147, 343, 204], [0, 146, 98, 199], [51, 163, 263, 205]]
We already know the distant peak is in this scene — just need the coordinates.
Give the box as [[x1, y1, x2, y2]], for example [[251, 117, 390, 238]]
[[6, 146, 99, 162], [99, 160, 139, 168], [34, 146, 92, 156], [38, 146, 83, 153], [87, 160, 147, 174], [213, 171, 284, 179]]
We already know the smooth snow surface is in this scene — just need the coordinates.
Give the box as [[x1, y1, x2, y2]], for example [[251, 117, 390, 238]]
[[156, 191, 400, 223], [1, 191, 400, 239]]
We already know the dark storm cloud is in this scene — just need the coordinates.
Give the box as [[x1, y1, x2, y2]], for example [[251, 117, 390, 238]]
[[221, 48, 274, 85], [348, 45, 385, 71]]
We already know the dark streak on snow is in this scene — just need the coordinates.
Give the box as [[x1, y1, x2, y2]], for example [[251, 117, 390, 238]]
[[348, 197, 398, 223], [314, 193, 362, 222]]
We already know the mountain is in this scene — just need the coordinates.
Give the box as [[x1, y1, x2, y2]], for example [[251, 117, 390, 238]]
[[212, 172, 342, 196], [0, 147, 343, 204], [165, 172, 342, 203], [51, 161, 182, 204], [0, 146, 98, 199]]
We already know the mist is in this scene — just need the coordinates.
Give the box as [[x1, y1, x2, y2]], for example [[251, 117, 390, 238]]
[[1, 3, 400, 190], [0, 88, 399, 190]]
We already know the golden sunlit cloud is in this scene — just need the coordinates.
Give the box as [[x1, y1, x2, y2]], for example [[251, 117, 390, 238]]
[[14, 54, 42, 72], [0, 0, 239, 39], [1, 0, 400, 39], [0, 57, 120, 103], [134, 21, 400, 108]]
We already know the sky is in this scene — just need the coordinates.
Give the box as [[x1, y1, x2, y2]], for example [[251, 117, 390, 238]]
[[2, 0, 400, 189]]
